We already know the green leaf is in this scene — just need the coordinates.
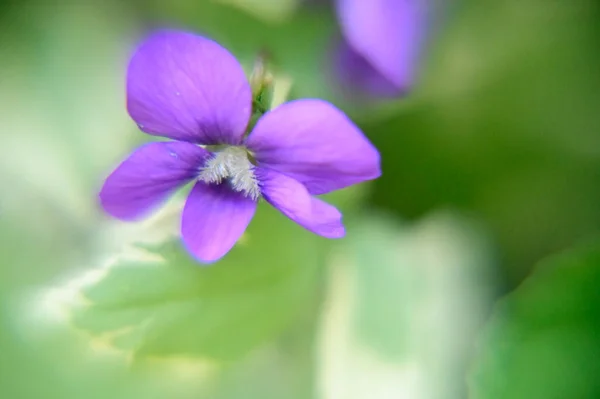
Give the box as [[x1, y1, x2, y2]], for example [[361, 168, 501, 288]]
[[317, 212, 496, 399], [70, 201, 333, 362], [206, 305, 319, 399], [469, 239, 600, 399]]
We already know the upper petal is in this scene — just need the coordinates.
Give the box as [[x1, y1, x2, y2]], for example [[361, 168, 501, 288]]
[[99, 141, 209, 221], [245, 99, 381, 195], [257, 168, 345, 238], [181, 182, 257, 263], [335, 0, 427, 91], [127, 30, 252, 145]]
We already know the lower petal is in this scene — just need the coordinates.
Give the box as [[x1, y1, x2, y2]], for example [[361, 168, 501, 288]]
[[257, 168, 345, 239], [181, 182, 257, 263], [99, 141, 209, 221]]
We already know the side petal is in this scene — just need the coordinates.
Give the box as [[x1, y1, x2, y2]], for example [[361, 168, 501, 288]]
[[181, 182, 257, 263], [246, 99, 381, 195], [257, 168, 345, 239], [335, 0, 427, 91], [99, 142, 209, 221], [127, 30, 252, 145]]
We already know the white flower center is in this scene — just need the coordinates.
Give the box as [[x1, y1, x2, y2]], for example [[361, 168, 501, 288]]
[[198, 146, 261, 200]]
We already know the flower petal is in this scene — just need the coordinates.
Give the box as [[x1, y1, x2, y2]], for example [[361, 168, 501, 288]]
[[335, 0, 427, 91], [127, 30, 252, 145], [99, 142, 209, 221], [257, 168, 345, 238], [246, 99, 381, 195], [334, 38, 405, 98], [181, 182, 256, 263]]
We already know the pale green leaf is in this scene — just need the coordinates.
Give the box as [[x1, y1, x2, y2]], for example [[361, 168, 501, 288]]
[[71, 202, 326, 361], [318, 212, 496, 399], [70, 185, 366, 362]]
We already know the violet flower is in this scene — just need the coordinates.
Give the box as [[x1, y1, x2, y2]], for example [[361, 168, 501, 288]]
[[332, 0, 428, 97], [99, 31, 381, 263]]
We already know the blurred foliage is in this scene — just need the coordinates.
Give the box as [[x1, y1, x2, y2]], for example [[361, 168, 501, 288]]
[[369, 0, 600, 284], [318, 212, 496, 399], [71, 201, 332, 361], [469, 238, 600, 399], [0, 0, 599, 398]]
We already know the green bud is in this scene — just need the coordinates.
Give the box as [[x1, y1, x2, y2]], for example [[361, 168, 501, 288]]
[[249, 50, 274, 116]]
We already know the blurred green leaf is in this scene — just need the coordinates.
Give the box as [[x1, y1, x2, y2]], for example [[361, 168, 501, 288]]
[[70, 187, 366, 361], [207, 306, 318, 399], [352, 214, 494, 361], [469, 238, 600, 399], [318, 211, 496, 399], [0, 322, 208, 399]]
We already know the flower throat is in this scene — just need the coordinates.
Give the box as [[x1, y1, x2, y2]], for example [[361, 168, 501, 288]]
[[198, 146, 260, 200]]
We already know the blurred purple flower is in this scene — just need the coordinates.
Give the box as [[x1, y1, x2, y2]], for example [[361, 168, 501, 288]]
[[99, 31, 381, 263], [332, 0, 428, 98]]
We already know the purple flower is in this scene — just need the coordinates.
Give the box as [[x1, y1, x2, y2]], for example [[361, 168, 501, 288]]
[[99, 31, 381, 263], [333, 0, 428, 97]]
